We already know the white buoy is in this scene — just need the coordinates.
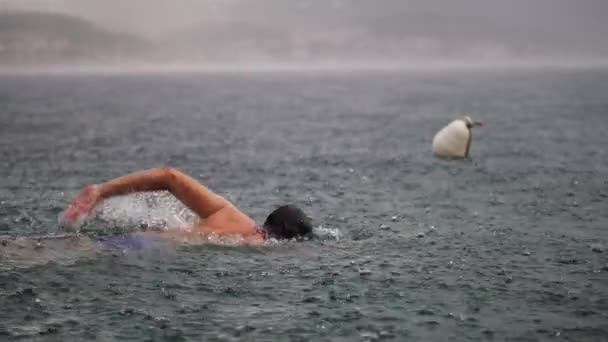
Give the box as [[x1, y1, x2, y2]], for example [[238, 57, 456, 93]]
[[432, 116, 482, 159]]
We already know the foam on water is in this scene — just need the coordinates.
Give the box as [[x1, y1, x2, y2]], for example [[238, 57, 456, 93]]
[[84, 191, 196, 235], [313, 225, 343, 241]]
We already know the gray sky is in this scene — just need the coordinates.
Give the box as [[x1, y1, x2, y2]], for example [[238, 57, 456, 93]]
[[2, 0, 608, 62], [4, 0, 606, 36]]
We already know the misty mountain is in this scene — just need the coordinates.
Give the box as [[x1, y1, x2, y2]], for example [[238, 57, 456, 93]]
[[220, 0, 608, 60], [0, 12, 149, 65], [1, 1, 607, 67], [162, 10, 607, 63], [159, 20, 292, 62]]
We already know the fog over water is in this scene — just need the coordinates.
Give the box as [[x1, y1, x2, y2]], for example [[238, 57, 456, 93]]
[[1, 0, 607, 69]]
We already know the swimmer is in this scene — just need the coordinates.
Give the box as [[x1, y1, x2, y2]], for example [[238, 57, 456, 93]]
[[60, 168, 313, 243]]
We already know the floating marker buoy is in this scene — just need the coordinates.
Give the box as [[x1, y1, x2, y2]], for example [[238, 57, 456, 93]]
[[432, 116, 482, 159]]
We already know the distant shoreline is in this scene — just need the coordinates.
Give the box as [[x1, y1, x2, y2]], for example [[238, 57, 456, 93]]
[[1, 60, 608, 75]]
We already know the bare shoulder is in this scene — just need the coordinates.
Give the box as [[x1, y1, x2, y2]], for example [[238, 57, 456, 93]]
[[198, 204, 257, 236]]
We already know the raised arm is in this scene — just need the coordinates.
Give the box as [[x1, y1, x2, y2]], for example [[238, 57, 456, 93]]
[[98, 168, 228, 217], [61, 168, 230, 228]]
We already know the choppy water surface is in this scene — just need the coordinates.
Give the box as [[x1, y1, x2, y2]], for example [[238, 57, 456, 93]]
[[0, 69, 607, 341]]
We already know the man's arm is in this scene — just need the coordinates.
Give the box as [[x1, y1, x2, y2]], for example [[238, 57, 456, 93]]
[[61, 168, 230, 227], [97, 168, 228, 218]]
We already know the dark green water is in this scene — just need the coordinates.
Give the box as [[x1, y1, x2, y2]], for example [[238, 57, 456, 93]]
[[0, 69, 607, 341]]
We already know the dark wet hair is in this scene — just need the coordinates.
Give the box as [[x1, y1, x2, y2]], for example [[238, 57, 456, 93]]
[[263, 205, 313, 240]]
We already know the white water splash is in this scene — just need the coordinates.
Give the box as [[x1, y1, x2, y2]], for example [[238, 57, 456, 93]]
[[87, 191, 196, 234], [314, 225, 343, 241]]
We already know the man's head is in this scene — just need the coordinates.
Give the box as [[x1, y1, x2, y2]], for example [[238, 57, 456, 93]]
[[263, 205, 313, 240]]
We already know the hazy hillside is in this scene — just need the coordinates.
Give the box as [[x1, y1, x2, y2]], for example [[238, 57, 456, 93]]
[[160, 1, 608, 64], [161, 19, 553, 63], [1, 4, 606, 68], [0, 12, 149, 66], [216, 0, 608, 61]]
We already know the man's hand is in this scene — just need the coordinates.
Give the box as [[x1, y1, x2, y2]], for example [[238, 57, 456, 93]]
[[59, 185, 101, 231]]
